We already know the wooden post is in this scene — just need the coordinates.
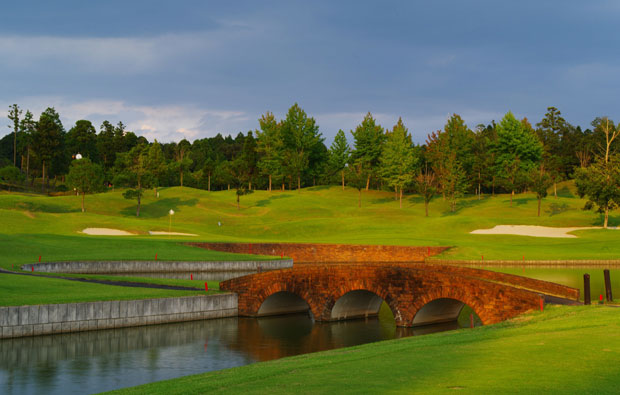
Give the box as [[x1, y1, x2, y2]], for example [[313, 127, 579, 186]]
[[604, 269, 613, 302], [583, 274, 591, 305]]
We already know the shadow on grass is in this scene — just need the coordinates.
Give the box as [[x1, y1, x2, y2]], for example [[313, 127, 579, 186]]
[[306, 185, 331, 191], [556, 186, 575, 198], [440, 197, 487, 216], [13, 201, 80, 213], [255, 194, 293, 207], [121, 197, 199, 218], [545, 202, 571, 216]]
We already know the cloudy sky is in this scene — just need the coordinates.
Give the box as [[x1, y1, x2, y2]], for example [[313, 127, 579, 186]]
[[1, 1, 619, 145]]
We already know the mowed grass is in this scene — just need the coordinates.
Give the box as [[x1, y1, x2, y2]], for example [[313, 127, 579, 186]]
[[0, 273, 213, 306], [0, 182, 618, 306], [0, 181, 617, 263], [106, 305, 620, 394]]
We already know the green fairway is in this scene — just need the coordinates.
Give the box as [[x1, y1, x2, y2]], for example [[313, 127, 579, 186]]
[[1, 183, 618, 306], [106, 305, 620, 394], [1, 182, 618, 264]]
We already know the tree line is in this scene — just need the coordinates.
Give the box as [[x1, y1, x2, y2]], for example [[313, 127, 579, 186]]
[[1, 103, 618, 225]]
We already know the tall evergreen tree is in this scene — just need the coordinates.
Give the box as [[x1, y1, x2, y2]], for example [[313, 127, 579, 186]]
[[19, 110, 36, 179], [426, 114, 473, 204], [536, 107, 567, 198], [33, 108, 65, 192], [379, 118, 417, 208], [7, 104, 21, 167], [256, 112, 283, 191], [328, 129, 350, 190], [491, 112, 543, 206], [66, 120, 99, 162], [350, 112, 385, 190], [280, 103, 323, 191]]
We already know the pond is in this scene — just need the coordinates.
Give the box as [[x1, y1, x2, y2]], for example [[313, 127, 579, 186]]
[[0, 306, 466, 395]]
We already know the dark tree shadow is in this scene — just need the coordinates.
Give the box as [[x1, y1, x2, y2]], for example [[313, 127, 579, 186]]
[[556, 186, 575, 198], [440, 196, 487, 216], [120, 197, 199, 218], [306, 185, 332, 191], [255, 194, 293, 207], [545, 202, 571, 216], [15, 201, 80, 213]]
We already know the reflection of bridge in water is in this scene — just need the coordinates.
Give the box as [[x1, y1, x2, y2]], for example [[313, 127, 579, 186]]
[[221, 263, 580, 327]]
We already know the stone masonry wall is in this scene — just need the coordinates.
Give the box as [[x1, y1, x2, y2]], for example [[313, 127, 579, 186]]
[[189, 242, 450, 263], [0, 293, 237, 339]]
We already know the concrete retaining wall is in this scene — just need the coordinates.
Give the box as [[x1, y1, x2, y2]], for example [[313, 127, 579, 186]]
[[0, 293, 237, 339], [21, 259, 292, 273]]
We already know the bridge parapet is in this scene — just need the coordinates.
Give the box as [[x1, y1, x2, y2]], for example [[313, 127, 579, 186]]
[[189, 242, 449, 263]]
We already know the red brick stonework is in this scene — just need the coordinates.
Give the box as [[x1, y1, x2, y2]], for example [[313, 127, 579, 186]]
[[220, 263, 579, 327], [189, 242, 449, 263]]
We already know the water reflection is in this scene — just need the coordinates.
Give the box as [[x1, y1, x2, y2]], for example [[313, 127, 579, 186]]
[[0, 309, 465, 395]]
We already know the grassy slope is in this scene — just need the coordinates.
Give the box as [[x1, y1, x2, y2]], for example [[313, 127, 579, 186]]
[[1, 182, 617, 263], [1, 182, 618, 306], [107, 305, 620, 394]]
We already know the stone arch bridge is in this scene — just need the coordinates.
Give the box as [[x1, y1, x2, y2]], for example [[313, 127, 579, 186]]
[[221, 263, 579, 327]]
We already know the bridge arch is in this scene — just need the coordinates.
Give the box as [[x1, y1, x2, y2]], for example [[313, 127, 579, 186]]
[[411, 289, 489, 326], [321, 286, 404, 324], [254, 282, 319, 318]]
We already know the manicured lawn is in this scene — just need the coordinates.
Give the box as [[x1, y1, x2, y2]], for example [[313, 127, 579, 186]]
[[1, 182, 618, 264], [0, 273, 213, 306], [106, 305, 620, 394], [1, 183, 618, 306]]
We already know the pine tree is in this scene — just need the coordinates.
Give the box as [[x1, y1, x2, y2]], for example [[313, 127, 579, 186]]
[[492, 112, 543, 206], [350, 113, 385, 190], [328, 129, 350, 190], [379, 118, 417, 208], [256, 112, 283, 191]]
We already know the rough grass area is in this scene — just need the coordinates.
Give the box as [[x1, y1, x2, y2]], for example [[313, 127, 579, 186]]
[[106, 305, 620, 394], [0, 274, 215, 306]]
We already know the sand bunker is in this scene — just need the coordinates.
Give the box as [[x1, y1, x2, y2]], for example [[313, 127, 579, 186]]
[[148, 231, 198, 236], [81, 228, 136, 236], [471, 225, 601, 238]]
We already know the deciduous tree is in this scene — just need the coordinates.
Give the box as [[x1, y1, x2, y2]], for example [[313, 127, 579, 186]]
[[66, 158, 104, 212]]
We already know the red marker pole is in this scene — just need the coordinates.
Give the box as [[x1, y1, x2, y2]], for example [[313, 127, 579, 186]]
[[155, 253, 158, 260], [540, 297, 544, 311], [31, 266, 34, 272], [191, 274, 193, 280], [281, 252, 284, 259], [600, 294, 604, 304], [39, 256, 41, 262], [481, 254, 484, 262], [205, 282, 209, 292]]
